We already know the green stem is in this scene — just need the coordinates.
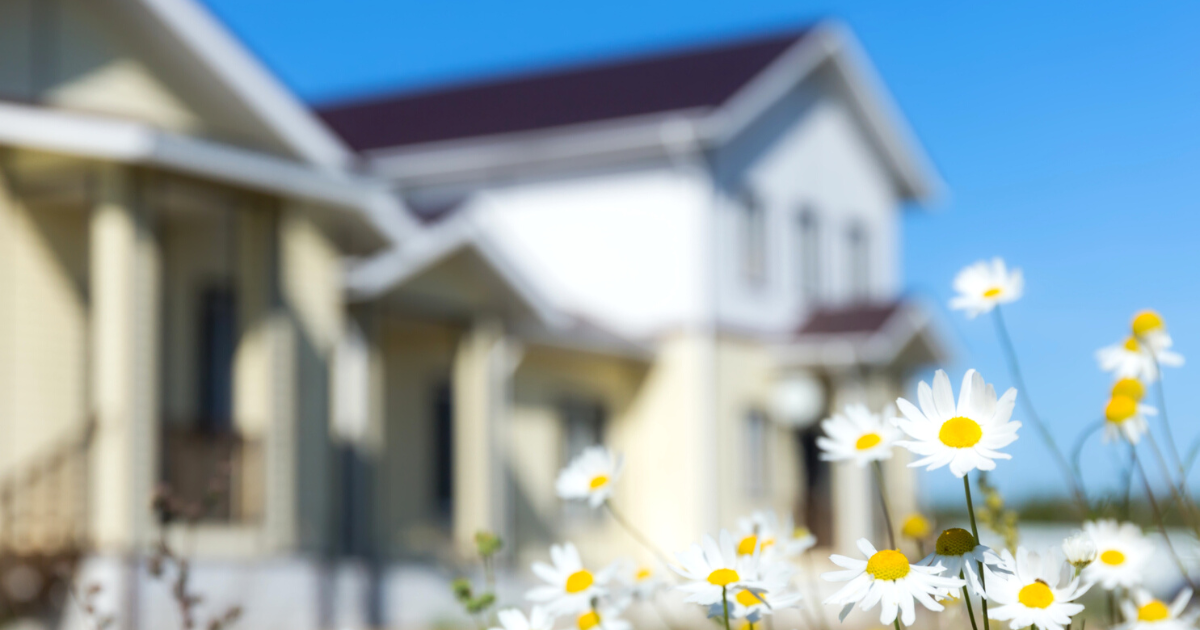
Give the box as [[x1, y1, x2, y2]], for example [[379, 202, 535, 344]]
[[1131, 449, 1197, 591], [992, 307, 1088, 512], [894, 619, 902, 630], [872, 461, 897, 549], [1143, 431, 1200, 539], [604, 500, 674, 569], [722, 586, 732, 630], [963, 475, 991, 630], [961, 576, 980, 630]]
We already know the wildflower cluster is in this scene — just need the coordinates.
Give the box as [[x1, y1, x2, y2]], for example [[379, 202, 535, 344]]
[[479, 257, 1198, 630]]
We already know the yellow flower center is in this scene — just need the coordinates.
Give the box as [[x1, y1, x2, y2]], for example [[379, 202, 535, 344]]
[[1133, 311, 1165, 337], [1100, 549, 1125, 566], [901, 514, 932, 539], [939, 417, 983, 448], [865, 549, 910, 581], [1112, 378, 1145, 402], [565, 569, 594, 593], [578, 611, 600, 630], [1124, 337, 1141, 352], [737, 535, 758, 555], [589, 475, 610, 490], [707, 568, 740, 586], [935, 528, 977, 556], [1105, 396, 1138, 424], [794, 526, 811, 539], [856, 433, 883, 450], [635, 567, 652, 581], [1017, 581, 1054, 609], [1138, 601, 1170, 622], [983, 287, 1002, 298], [736, 589, 766, 607]]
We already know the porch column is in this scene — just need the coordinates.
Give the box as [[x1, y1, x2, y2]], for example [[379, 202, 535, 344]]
[[828, 374, 872, 553], [451, 319, 509, 553], [89, 165, 160, 551]]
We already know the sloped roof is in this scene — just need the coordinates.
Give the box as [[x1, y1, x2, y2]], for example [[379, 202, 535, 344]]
[[316, 28, 812, 152], [796, 302, 902, 336]]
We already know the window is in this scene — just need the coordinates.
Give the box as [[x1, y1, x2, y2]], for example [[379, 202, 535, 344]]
[[847, 221, 870, 301], [795, 208, 821, 301], [433, 381, 454, 520], [561, 399, 606, 462], [739, 191, 767, 285], [198, 286, 236, 433], [744, 409, 769, 497]]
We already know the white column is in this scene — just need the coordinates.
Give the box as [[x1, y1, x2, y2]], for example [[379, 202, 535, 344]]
[[89, 165, 159, 552], [451, 319, 509, 553]]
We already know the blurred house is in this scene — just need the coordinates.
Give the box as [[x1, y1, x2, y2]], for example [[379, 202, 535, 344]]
[[323, 17, 947, 630], [0, 0, 945, 629]]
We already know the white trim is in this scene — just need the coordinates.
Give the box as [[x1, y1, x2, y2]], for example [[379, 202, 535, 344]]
[[361, 20, 940, 202], [0, 101, 407, 243], [129, 0, 352, 169]]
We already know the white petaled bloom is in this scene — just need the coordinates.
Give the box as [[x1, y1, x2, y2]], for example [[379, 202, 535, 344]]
[[987, 547, 1088, 630], [1102, 381, 1157, 445], [556, 446, 624, 508], [491, 608, 554, 630], [949, 258, 1023, 318], [1132, 310, 1179, 357], [615, 560, 666, 601], [916, 528, 1011, 597], [1061, 530, 1097, 570], [822, 538, 964, 627], [574, 606, 632, 630], [817, 404, 901, 467], [1118, 588, 1199, 630], [1097, 336, 1183, 384], [1081, 520, 1154, 590], [893, 369, 1020, 478], [714, 559, 802, 622], [673, 530, 767, 606], [527, 542, 616, 616], [734, 510, 818, 560]]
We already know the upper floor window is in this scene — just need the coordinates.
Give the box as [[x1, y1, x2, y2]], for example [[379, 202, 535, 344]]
[[795, 208, 821, 301], [739, 190, 767, 286], [846, 220, 870, 301]]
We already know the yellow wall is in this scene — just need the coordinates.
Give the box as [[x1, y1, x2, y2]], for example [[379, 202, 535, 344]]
[[0, 163, 90, 477]]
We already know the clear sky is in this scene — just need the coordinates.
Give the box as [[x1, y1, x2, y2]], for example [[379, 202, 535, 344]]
[[200, 0, 1200, 505]]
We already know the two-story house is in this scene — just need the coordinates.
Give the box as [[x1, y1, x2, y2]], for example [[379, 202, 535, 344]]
[[317, 22, 948, 628]]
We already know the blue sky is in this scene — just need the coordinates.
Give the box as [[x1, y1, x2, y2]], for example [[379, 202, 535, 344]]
[[201, 0, 1200, 505]]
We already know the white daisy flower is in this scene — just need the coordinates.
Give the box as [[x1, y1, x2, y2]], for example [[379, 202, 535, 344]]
[[817, 404, 901, 467], [1132, 310, 1177, 355], [1061, 530, 1097, 570], [1103, 392, 1156, 445], [893, 369, 1021, 478], [614, 560, 666, 601], [1097, 336, 1184, 384], [822, 538, 964, 627], [1118, 588, 1199, 630], [949, 258, 1023, 318], [574, 606, 632, 630], [527, 542, 616, 616], [734, 510, 817, 559], [490, 607, 554, 630], [673, 530, 767, 606], [1081, 520, 1154, 590], [986, 547, 1088, 630], [713, 560, 802, 622], [916, 527, 1011, 597], [556, 446, 624, 508]]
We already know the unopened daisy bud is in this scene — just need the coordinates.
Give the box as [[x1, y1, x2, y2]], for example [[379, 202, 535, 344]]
[[1062, 530, 1097, 569], [901, 514, 932, 540]]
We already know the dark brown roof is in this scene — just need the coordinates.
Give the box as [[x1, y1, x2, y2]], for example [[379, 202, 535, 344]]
[[796, 302, 903, 336], [316, 27, 812, 153]]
